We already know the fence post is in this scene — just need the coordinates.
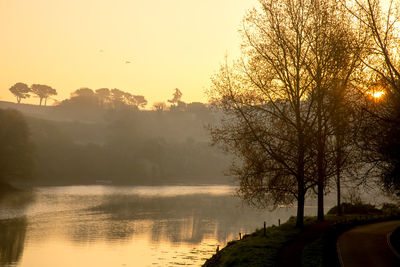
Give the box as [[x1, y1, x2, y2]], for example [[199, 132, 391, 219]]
[[264, 221, 266, 236]]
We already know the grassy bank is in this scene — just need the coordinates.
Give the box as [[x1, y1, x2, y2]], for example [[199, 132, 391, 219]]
[[203, 217, 313, 267], [204, 202, 400, 267]]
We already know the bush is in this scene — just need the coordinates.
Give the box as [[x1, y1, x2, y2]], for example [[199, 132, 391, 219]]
[[381, 203, 400, 215], [327, 202, 382, 215]]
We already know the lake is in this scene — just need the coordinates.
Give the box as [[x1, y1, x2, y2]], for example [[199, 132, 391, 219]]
[[0, 185, 322, 267]]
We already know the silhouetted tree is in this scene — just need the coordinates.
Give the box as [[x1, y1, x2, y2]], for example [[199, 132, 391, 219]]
[[345, 0, 400, 194], [0, 109, 35, 187], [153, 102, 167, 112], [123, 93, 148, 109], [209, 0, 361, 226], [31, 84, 57, 106], [58, 88, 99, 110], [110, 88, 126, 108], [95, 88, 111, 107], [168, 88, 183, 107], [303, 0, 365, 221], [9, 83, 30, 104], [72, 88, 95, 98]]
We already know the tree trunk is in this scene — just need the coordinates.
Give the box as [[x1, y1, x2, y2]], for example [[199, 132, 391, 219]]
[[17, 97, 21, 104], [39, 98, 43, 106], [317, 179, 324, 221], [296, 127, 306, 228], [316, 77, 325, 222], [296, 182, 305, 228], [336, 142, 342, 216], [317, 138, 325, 221], [45, 97, 47, 106], [337, 171, 341, 216]]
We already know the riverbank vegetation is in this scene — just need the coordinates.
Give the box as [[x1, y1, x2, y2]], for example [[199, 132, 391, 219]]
[[0, 102, 231, 186], [204, 202, 400, 267], [0, 109, 35, 194], [203, 217, 309, 267]]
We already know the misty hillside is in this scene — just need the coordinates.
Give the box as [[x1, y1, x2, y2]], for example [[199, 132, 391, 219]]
[[0, 101, 231, 186]]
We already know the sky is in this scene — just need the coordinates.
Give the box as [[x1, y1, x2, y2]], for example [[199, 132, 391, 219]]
[[0, 0, 257, 106]]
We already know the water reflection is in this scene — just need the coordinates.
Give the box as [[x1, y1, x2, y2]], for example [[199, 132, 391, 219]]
[[90, 194, 270, 244], [0, 217, 27, 266], [0, 186, 305, 266]]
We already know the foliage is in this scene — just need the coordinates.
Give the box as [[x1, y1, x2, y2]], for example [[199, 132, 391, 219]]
[[0, 109, 35, 184], [153, 102, 167, 112], [302, 237, 324, 267], [24, 107, 228, 185], [59, 87, 148, 110], [381, 203, 400, 215], [168, 88, 183, 106], [344, 0, 400, 195], [9, 83, 30, 104], [203, 217, 303, 267], [327, 202, 382, 215], [30, 84, 57, 106], [208, 0, 360, 227]]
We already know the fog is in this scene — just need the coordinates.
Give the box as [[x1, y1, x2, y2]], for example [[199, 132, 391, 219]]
[[0, 100, 230, 186]]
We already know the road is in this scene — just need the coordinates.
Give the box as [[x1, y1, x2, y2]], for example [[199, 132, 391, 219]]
[[337, 220, 400, 267]]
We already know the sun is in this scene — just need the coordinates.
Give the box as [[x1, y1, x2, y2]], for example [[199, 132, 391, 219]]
[[370, 91, 385, 98], [366, 90, 385, 99]]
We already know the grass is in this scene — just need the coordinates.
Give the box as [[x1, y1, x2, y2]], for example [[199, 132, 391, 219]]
[[203, 217, 313, 267], [302, 237, 324, 267], [203, 202, 400, 267]]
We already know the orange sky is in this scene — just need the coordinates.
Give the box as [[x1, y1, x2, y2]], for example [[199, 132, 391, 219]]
[[0, 0, 257, 107]]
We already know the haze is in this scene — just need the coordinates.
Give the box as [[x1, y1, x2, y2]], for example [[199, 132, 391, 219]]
[[0, 0, 256, 106]]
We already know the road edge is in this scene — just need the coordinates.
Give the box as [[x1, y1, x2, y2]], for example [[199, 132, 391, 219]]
[[386, 230, 400, 260]]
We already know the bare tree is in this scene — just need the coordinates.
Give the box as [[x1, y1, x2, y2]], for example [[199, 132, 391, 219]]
[[344, 0, 400, 193], [210, 0, 319, 228], [304, 0, 365, 221], [209, 0, 362, 225], [9, 82, 30, 104]]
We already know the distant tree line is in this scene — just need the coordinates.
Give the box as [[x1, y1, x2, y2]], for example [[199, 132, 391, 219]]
[[9, 82, 203, 114], [0, 104, 228, 188], [9, 83, 57, 106], [25, 107, 228, 185]]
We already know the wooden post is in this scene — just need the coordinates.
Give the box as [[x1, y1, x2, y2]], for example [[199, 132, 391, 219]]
[[278, 219, 280, 226], [263, 221, 266, 236], [239, 232, 242, 240]]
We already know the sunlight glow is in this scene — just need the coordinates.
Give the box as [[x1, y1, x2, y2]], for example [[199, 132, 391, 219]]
[[367, 91, 385, 98]]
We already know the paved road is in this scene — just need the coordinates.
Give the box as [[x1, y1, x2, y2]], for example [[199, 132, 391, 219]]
[[337, 220, 400, 267]]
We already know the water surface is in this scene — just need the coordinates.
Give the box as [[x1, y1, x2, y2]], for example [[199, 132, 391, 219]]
[[0, 185, 319, 267]]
